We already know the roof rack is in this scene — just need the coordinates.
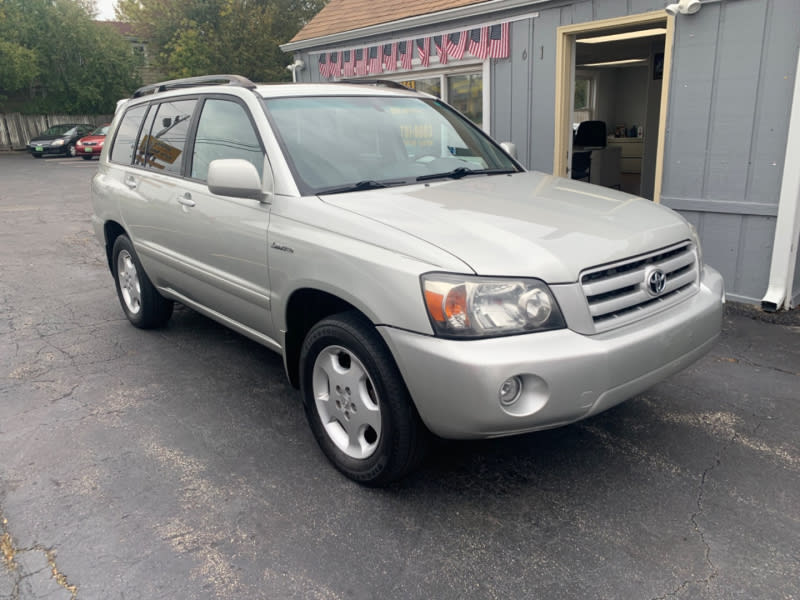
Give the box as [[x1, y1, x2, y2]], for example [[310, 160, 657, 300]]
[[132, 74, 257, 98], [336, 79, 412, 91]]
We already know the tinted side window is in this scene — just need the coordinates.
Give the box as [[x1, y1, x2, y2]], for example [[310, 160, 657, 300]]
[[134, 104, 158, 168], [138, 99, 197, 175], [191, 99, 264, 182], [110, 104, 147, 164]]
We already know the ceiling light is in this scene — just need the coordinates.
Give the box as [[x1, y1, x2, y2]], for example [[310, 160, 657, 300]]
[[577, 28, 667, 44], [579, 58, 649, 67]]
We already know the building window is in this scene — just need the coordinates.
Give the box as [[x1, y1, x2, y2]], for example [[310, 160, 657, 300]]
[[397, 70, 484, 129], [573, 75, 594, 128], [447, 73, 482, 128]]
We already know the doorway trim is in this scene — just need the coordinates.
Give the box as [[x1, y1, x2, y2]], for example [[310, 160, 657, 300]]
[[554, 11, 675, 203]]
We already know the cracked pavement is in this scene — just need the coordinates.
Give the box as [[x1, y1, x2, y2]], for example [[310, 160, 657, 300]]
[[1, 152, 798, 598]]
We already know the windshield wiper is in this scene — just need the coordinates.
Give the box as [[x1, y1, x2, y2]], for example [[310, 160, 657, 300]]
[[416, 167, 517, 182], [317, 179, 406, 195]]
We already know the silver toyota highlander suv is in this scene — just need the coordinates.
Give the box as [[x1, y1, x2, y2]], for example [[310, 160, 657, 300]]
[[91, 74, 725, 485]]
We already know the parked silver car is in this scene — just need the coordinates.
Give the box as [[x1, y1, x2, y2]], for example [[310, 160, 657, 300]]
[[91, 75, 725, 485]]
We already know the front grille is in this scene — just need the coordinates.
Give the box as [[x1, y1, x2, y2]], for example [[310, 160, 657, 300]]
[[580, 241, 699, 332]]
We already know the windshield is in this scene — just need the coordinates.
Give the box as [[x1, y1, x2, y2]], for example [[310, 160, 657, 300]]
[[262, 95, 521, 195], [91, 125, 109, 136], [42, 125, 74, 136]]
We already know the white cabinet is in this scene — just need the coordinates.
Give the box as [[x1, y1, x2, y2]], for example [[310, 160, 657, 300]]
[[607, 137, 643, 174]]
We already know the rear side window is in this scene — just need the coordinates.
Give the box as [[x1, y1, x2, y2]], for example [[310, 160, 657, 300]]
[[137, 99, 197, 175], [191, 98, 264, 181], [110, 104, 147, 164]]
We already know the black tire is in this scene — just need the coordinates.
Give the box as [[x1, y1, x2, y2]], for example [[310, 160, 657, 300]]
[[66, 144, 76, 158], [81, 154, 93, 160], [32, 153, 42, 158], [300, 312, 429, 486], [111, 235, 173, 329]]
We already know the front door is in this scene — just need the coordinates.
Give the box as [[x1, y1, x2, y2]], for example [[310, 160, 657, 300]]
[[555, 11, 673, 201]]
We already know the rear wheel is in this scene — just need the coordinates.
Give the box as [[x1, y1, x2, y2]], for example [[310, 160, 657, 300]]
[[111, 235, 173, 329], [300, 311, 429, 485]]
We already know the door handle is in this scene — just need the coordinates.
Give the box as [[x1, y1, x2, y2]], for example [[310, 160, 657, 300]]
[[124, 175, 137, 189], [177, 193, 196, 208]]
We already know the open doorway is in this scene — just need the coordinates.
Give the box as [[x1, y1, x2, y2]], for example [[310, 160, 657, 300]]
[[554, 12, 674, 202]]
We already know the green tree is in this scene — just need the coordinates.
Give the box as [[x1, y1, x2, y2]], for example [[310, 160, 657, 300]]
[[116, 0, 327, 82], [0, 0, 140, 113], [0, 40, 40, 96]]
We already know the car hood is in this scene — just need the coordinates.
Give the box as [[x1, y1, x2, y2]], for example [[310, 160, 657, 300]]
[[78, 135, 105, 143], [319, 171, 691, 283]]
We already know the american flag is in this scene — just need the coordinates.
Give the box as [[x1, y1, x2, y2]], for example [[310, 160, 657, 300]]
[[468, 27, 489, 60], [445, 32, 467, 60], [382, 43, 397, 72], [487, 22, 510, 59], [433, 35, 447, 65], [329, 51, 340, 78], [415, 37, 430, 67], [355, 48, 368, 76], [342, 49, 355, 77], [318, 53, 328, 78], [398, 40, 413, 70], [367, 46, 382, 74]]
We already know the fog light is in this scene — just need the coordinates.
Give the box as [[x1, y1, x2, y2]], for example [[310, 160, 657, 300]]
[[499, 376, 523, 406]]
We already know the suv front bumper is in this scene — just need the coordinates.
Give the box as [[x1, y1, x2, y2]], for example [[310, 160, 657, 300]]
[[379, 267, 725, 439]]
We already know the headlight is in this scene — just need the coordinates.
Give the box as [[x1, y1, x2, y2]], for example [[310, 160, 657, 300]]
[[421, 273, 566, 338], [51, 139, 65, 147]]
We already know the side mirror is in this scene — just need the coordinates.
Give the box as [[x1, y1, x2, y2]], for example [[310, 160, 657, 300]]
[[500, 142, 517, 159], [207, 159, 270, 201]]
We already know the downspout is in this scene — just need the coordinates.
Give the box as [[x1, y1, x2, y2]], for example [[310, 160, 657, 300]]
[[286, 59, 305, 83], [761, 47, 800, 312]]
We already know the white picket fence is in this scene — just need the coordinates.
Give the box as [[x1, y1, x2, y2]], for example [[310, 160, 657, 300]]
[[0, 113, 114, 150]]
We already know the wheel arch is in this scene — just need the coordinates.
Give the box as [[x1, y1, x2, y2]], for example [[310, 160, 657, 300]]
[[103, 220, 127, 272], [283, 288, 371, 389]]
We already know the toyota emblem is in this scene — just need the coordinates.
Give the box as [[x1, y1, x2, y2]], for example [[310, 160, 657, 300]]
[[645, 268, 667, 296]]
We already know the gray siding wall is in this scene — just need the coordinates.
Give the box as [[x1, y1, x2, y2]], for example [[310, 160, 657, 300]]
[[660, 0, 799, 303], [288, 0, 798, 304]]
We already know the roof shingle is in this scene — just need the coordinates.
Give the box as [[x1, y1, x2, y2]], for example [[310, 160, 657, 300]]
[[291, 0, 491, 43]]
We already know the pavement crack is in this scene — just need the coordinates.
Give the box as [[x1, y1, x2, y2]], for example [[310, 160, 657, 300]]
[[649, 427, 739, 600], [714, 352, 799, 377], [39, 546, 78, 599], [1, 518, 17, 573], [690, 467, 717, 577], [0, 512, 78, 599]]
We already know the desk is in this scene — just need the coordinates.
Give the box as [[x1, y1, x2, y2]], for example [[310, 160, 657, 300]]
[[573, 145, 621, 189]]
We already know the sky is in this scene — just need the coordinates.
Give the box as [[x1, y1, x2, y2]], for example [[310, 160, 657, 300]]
[[94, 0, 117, 21]]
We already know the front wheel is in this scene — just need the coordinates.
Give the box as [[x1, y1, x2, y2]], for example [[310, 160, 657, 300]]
[[66, 144, 76, 157], [111, 235, 173, 329], [81, 154, 93, 160], [300, 312, 429, 485]]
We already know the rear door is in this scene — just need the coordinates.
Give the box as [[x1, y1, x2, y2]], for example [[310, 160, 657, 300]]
[[117, 97, 203, 298]]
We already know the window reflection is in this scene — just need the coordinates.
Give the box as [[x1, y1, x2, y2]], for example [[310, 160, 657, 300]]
[[191, 99, 264, 181]]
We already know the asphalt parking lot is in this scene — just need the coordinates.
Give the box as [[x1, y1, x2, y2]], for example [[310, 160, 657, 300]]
[[1, 151, 798, 599]]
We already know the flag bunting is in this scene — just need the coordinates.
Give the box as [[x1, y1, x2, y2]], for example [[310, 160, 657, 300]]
[[315, 21, 510, 79]]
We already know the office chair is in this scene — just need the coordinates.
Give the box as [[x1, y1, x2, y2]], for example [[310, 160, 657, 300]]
[[571, 150, 591, 181], [573, 120, 607, 149]]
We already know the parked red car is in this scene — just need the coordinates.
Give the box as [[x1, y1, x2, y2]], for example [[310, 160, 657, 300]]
[[75, 124, 110, 160]]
